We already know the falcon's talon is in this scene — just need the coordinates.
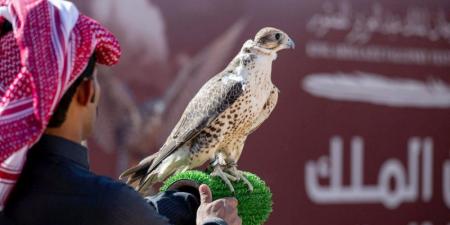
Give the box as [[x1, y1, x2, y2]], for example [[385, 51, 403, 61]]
[[242, 176, 253, 192], [227, 166, 254, 192], [225, 173, 238, 181], [210, 165, 235, 192]]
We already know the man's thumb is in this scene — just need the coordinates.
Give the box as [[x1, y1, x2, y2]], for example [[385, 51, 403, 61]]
[[199, 184, 212, 204]]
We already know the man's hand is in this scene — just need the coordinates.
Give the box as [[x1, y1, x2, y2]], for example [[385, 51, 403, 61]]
[[196, 184, 241, 225]]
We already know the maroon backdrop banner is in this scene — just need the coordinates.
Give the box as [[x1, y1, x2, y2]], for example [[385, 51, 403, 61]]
[[74, 0, 450, 224]]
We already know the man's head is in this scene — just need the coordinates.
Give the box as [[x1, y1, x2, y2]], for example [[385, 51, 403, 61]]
[[0, 0, 121, 208], [45, 55, 101, 142]]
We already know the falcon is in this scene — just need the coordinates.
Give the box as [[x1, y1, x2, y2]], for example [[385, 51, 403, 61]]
[[121, 27, 295, 193]]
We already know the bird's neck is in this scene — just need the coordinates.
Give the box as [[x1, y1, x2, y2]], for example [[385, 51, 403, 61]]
[[246, 56, 274, 85], [250, 46, 277, 60], [241, 40, 277, 61]]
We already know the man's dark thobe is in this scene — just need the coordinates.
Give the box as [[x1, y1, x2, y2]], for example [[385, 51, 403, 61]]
[[2, 135, 225, 225]]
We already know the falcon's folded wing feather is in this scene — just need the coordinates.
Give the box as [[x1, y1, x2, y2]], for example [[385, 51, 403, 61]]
[[148, 71, 244, 173]]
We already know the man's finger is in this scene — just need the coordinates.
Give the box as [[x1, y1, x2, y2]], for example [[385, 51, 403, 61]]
[[199, 184, 212, 204], [224, 197, 238, 207], [236, 216, 242, 225]]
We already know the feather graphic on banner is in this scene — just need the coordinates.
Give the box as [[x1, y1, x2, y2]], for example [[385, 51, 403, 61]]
[[88, 0, 168, 63], [302, 72, 450, 108]]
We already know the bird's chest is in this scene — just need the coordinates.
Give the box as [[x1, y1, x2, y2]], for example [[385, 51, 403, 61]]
[[242, 58, 273, 111], [221, 62, 273, 137]]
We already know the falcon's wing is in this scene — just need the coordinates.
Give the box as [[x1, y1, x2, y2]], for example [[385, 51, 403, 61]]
[[147, 61, 244, 174]]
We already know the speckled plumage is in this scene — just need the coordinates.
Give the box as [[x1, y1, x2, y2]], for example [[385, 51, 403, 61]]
[[121, 27, 294, 193]]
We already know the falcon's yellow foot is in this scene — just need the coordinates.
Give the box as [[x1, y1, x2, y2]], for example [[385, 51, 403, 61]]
[[226, 165, 254, 192], [210, 165, 237, 193]]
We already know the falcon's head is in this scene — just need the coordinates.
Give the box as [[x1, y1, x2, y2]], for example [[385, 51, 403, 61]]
[[254, 27, 295, 52]]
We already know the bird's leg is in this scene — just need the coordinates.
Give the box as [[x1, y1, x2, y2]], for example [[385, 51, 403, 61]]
[[210, 152, 237, 180], [210, 152, 237, 192], [211, 165, 236, 193], [210, 162, 237, 181], [226, 162, 254, 192]]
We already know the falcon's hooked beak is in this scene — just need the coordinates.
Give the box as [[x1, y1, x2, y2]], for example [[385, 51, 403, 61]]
[[286, 38, 295, 49], [278, 37, 295, 51]]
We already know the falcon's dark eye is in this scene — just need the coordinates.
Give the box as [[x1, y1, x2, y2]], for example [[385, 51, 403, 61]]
[[275, 33, 281, 40]]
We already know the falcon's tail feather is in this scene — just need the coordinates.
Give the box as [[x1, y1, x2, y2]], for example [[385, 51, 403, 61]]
[[119, 153, 157, 185], [137, 172, 159, 194], [136, 149, 191, 193]]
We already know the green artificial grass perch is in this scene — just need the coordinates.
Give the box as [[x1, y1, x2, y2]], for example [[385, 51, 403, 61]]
[[161, 170, 273, 225]]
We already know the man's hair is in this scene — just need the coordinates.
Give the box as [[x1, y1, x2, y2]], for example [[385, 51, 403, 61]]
[[47, 55, 96, 128], [0, 20, 13, 37]]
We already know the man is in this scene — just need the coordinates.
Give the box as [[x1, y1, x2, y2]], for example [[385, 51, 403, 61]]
[[0, 0, 240, 225]]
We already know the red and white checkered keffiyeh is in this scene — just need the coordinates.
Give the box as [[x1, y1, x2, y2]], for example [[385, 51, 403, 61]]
[[0, 0, 121, 210]]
